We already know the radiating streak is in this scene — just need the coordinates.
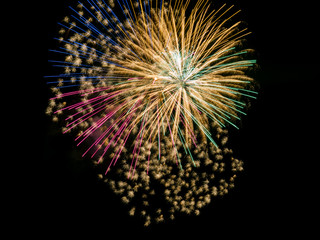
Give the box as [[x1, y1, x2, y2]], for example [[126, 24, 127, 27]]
[[48, 0, 257, 173]]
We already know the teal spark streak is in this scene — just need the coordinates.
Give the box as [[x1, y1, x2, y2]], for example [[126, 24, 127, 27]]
[[198, 59, 257, 75], [169, 112, 196, 167], [187, 86, 248, 119], [192, 87, 246, 108], [164, 89, 218, 148], [190, 94, 240, 129], [193, 87, 246, 109], [193, 83, 257, 99], [181, 102, 218, 147]]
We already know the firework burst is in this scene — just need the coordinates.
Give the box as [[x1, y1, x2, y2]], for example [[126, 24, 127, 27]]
[[47, 0, 257, 225]]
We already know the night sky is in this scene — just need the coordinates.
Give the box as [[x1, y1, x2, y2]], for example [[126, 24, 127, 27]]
[[36, 0, 317, 237]]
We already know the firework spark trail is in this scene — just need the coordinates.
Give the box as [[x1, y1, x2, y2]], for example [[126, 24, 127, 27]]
[[47, 0, 257, 224], [47, 0, 257, 174]]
